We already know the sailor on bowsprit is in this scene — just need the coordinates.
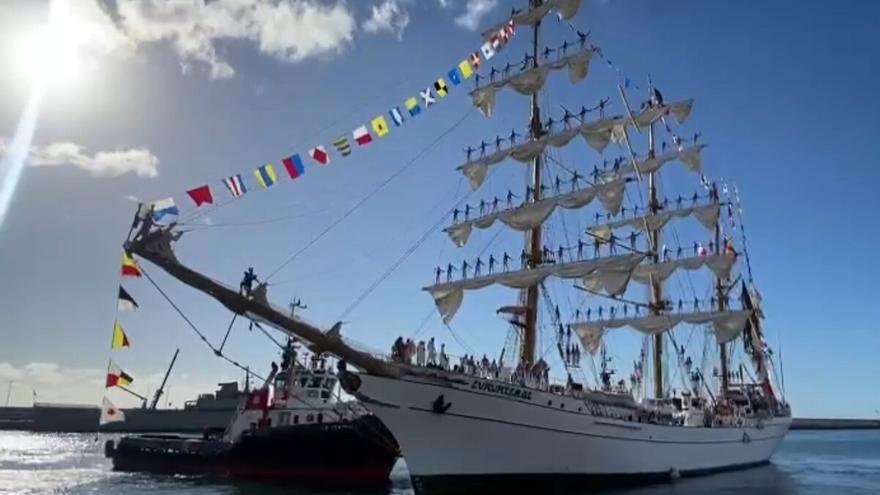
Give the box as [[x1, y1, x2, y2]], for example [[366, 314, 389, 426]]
[[240, 267, 259, 297]]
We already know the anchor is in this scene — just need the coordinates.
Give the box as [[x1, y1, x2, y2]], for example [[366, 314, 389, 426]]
[[432, 394, 452, 414]]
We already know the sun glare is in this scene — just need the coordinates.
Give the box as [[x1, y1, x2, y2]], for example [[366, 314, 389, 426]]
[[13, 0, 91, 91]]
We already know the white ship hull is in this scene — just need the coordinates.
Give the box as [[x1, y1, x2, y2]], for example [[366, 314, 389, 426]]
[[351, 372, 790, 494]]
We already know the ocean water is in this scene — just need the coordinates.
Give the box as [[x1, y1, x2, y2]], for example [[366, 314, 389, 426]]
[[0, 430, 878, 495]]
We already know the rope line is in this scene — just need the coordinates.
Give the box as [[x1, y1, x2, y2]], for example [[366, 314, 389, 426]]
[[264, 108, 476, 282], [337, 181, 479, 321], [140, 267, 267, 383]]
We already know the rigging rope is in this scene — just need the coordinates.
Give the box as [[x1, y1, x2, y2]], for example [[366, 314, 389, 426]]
[[263, 108, 476, 283], [250, 321, 287, 350], [336, 187, 472, 321], [179, 207, 333, 230], [140, 267, 267, 383]]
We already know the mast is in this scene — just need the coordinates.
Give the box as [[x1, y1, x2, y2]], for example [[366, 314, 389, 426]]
[[520, 0, 543, 366], [714, 189, 729, 397], [647, 122, 664, 399], [150, 348, 179, 410]]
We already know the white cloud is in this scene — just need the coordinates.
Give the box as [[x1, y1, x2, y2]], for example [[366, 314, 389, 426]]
[[106, 0, 356, 78], [363, 0, 410, 40], [454, 0, 497, 30], [2, 140, 160, 178]]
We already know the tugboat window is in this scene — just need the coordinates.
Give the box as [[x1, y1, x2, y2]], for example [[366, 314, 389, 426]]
[[307, 414, 314, 422], [294, 415, 299, 425], [317, 413, 323, 423]]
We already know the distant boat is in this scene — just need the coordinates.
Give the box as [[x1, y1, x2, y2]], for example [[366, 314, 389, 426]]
[[4, 381, 243, 433]]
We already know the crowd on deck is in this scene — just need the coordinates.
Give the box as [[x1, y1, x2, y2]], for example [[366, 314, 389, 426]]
[[390, 337, 558, 389]]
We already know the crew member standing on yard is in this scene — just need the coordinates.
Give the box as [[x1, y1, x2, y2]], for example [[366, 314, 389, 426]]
[[240, 267, 259, 297]]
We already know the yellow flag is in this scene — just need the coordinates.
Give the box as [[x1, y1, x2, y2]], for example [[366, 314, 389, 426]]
[[458, 60, 473, 79], [111, 321, 130, 349], [121, 251, 141, 278], [434, 78, 448, 97], [372, 115, 390, 137]]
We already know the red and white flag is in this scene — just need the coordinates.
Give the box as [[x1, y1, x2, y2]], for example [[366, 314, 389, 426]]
[[100, 397, 125, 425], [353, 126, 373, 146], [309, 146, 330, 165]]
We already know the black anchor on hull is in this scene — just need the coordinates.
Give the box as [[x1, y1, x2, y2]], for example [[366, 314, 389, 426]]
[[432, 394, 452, 414]]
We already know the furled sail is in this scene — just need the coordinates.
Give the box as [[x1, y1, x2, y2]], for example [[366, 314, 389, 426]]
[[589, 100, 694, 153], [471, 46, 593, 117], [631, 254, 735, 284], [573, 310, 752, 345], [481, 0, 583, 38], [577, 326, 603, 355], [612, 144, 705, 178], [459, 125, 702, 191], [586, 203, 719, 240], [581, 253, 736, 296], [445, 178, 627, 247], [426, 253, 645, 323]]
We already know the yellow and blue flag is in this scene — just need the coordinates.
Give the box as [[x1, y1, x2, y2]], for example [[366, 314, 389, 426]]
[[254, 164, 277, 188], [405, 96, 421, 117]]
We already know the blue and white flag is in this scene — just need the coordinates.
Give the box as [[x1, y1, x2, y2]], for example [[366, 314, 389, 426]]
[[389, 106, 405, 126], [151, 197, 179, 221], [222, 174, 247, 198]]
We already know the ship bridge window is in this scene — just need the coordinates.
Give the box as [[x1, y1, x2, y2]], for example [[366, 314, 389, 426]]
[[309, 377, 323, 388], [307, 414, 314, 423]]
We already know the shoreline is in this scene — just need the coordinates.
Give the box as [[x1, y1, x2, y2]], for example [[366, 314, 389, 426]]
[[790, 418, 880, 430]]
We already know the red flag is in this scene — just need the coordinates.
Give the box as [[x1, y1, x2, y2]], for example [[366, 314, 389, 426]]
[[186, 185, 213, 207], [245, 388, 270, 410], [309, 146, 329, 165]]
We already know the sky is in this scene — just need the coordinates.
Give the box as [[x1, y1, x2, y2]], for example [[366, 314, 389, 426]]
[[0, 0, 877, 418]]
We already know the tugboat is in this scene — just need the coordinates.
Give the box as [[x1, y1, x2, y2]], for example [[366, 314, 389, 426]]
[[105, 341, 399, 488]]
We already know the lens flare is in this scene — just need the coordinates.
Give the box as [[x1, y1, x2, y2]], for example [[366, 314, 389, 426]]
[[0, 90, 42, 229]]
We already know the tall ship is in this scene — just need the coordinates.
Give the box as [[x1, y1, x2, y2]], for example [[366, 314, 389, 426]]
[[122, 0, 790, 493]]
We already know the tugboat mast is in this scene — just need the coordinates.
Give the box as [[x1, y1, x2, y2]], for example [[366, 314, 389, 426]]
[[521, 0, 543, 366]]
